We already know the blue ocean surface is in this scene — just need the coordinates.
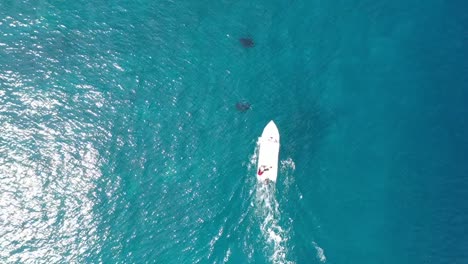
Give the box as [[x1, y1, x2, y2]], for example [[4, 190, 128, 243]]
[[1, 0, 467, 263]]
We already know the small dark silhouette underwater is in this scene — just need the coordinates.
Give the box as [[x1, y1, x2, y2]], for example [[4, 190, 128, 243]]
[[239, 37, 254, 48], [235, 101, 251, 112]]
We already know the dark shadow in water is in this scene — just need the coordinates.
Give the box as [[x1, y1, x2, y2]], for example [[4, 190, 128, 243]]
[[239, 37, 255, 48], [235, 101, 251, 112]]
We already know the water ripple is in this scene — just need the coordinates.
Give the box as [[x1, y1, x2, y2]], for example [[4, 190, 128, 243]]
[[0, 62, 111, 263]]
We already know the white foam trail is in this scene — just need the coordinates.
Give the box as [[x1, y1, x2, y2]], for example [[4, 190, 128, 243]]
[[249, 138, 293, 264], [280, 158, 296, 171], [279, 158, 297, 199], [222, 247, 231, 263], [246, 138, 260, 171], [254, 184, 292, 264], [312, 241, 327, 263]]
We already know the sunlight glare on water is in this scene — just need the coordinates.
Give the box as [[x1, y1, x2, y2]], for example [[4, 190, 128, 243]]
[[0, 68, 110, 262]]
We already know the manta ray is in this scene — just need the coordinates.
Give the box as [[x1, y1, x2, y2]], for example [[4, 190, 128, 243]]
[[235, 101, 251, 112], [239, 37, 254, 48]]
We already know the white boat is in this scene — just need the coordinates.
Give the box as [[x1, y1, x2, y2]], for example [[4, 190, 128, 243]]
[[256, 120, 280, 183]]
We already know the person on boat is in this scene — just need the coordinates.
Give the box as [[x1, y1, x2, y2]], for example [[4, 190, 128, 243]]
[[257, 167, 264, 176], [257, 165, 272, 176], [257, 165, 266, 175]]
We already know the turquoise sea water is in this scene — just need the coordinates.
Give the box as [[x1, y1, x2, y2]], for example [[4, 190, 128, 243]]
[[1, 0, 468, 263]]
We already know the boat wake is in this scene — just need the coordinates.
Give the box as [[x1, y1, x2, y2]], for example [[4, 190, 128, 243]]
[[248, 139, 293, 264], [254, 183, 292, 264], [246, 135, 325, 264], [312, 241, 327, 263]]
